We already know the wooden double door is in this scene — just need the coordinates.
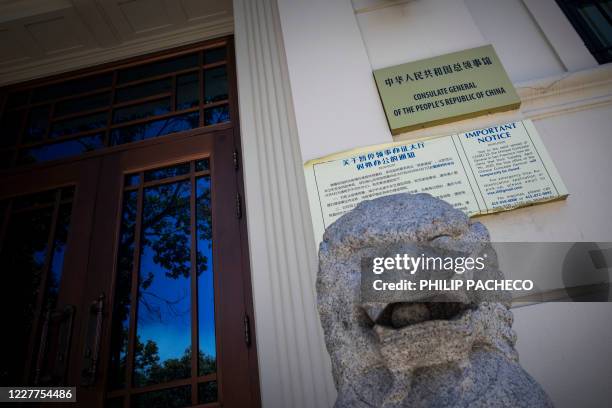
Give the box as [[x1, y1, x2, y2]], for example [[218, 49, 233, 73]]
[[0, 128, 259, 407]]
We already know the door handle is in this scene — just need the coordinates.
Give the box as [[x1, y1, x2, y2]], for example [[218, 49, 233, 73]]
[[81, 293, 104, 386], [34, 305, 75, 385]]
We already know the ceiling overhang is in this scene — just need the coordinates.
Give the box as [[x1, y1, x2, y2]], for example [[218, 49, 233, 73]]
[[0, 0, 233, 86]]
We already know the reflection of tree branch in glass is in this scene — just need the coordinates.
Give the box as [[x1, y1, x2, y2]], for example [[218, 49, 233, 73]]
[[108, 164, 215, 390], [133, 342, 215, 387]]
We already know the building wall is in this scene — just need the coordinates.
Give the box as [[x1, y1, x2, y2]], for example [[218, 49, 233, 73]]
[[513, 302, 612, 408], [275, 0, 612, 406]]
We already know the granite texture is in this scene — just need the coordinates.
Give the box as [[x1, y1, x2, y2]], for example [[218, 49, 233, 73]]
[[317, 193, 554, 408]]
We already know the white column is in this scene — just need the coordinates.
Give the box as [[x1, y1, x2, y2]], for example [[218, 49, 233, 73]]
[[233, 0, 336, 407], [276, 0, 393, 161]]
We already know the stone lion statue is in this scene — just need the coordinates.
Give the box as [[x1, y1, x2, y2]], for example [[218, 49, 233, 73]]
[[317, 193, 553, 408]]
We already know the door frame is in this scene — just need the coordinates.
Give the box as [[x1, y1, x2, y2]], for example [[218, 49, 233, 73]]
[[84, 127, 259, 407], [0, 36, 261, 407]]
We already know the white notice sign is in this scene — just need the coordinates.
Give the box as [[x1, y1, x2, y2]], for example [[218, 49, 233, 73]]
[[304, 120, 568, 245]]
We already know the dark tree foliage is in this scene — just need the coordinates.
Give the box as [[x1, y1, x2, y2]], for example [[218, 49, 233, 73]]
[[133, 341, 216, 387]]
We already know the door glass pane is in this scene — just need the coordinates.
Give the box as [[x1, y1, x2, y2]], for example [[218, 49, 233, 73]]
[[134, 180, 192, 387], [31, 73, 113, 103], [203, 47, 226, 65], [144, 163, 190, 182], [0, 149, 15, 168], [115, 78, 172, 104], [105, 397, 124, 408], [17, 134, 105, 165], [176, 73, 199, 110], [1, 207, 52, 384], [54, 92, 110, 118], [60, 186, 75, 200], [50, 112, 107, 138], [0, 200, 6, 220], [5, 91, 29, 109], [12, 189, 56, 210], [110, 159, 222, 403], [203, 66, 228, 104], [2, 42, 235, 169], [0, 109, 25, 147], [196, 176, 216, 376], [112, 98, 171, 124], [108, 190, 138, 390], [110, 112, 199, 146], [23, 105, 50, 143], [0, 188, 74, 385], [195, 158, 209, 172], [118, 54, 198, 84], [46, 203, 72, 308], [198, 381, 218, 404], [204, 105, 229, 126], [124, 173, 140, 188]]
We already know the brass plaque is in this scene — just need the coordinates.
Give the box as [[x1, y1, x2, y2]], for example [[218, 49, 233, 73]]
[[373, 45, 521, 135]]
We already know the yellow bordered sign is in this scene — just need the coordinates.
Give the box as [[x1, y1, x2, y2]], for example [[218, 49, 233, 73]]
[[373, 45, 521, 135]]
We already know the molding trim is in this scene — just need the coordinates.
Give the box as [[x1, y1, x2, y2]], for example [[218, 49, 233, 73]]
[[233, 0, 336, 407], [0, 17, 234, 86], [395, 63, 612, 141], [516, 63, 612, 119], [352, 0, 414, 15]]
